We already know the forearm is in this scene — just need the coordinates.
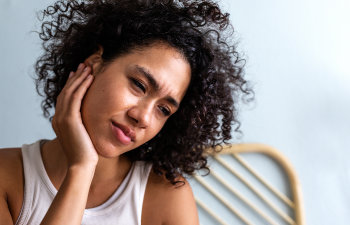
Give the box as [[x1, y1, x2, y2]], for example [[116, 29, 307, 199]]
[[40, 164, 96, 225]]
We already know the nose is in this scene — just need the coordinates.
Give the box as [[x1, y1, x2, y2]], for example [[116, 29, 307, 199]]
[[127, 102, 153, 129]]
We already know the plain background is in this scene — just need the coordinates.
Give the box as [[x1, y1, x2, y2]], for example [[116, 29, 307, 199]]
[[0, 0, 349, 224]]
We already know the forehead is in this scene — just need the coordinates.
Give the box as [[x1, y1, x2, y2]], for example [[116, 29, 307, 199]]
[[120, 43, 191, 100]]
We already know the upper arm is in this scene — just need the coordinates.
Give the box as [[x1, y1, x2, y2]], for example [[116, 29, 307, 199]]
[[162, 179, 199, 225], [143, 171, 199, 225]]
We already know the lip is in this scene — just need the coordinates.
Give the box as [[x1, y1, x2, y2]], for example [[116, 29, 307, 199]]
[[111, 121, 136, 145]]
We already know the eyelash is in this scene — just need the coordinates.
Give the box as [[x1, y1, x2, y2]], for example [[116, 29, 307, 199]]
[[131, 78, 146, 93], [130, 77, 171, 117], [159, 106, 171, 116]]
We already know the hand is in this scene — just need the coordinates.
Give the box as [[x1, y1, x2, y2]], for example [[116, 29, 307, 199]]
[[52, 63, 98, 168]]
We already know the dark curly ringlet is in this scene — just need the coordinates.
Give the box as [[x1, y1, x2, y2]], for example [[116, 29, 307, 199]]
[[35, 0, 253, 186]]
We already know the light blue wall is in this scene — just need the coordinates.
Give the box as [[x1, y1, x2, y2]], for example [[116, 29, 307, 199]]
[[222, 1, 350, 224], [0, 0, 349, 224], [0, 0, 56, 145]]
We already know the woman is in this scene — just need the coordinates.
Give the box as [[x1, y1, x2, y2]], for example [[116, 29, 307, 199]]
[[0, 0, 252, 224]]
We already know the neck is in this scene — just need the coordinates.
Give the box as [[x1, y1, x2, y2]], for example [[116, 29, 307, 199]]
[[41, 138, 132, 190]]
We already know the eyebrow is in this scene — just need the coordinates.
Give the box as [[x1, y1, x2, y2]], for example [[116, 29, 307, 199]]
[[134, 65, 180, 109]]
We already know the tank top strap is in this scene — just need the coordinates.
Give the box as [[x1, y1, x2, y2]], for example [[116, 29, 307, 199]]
[[16, 140, 54, 225]]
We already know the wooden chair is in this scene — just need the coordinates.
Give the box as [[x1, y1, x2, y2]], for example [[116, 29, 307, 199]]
[[191, 144, 305, 225]]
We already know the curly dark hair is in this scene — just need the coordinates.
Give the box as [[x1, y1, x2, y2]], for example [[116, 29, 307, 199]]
[[35, 0, 253, 185]]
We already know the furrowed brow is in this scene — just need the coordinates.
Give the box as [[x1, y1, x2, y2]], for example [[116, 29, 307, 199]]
[[165, 96, 179, 109], [134, 65, 180, 109], [135, 65, 159, 91]]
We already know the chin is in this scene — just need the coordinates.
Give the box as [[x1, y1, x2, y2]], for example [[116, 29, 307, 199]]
[[91, 136, 126, 158]]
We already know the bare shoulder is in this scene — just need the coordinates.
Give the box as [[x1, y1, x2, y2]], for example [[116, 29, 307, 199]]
[[0, 147, 24, 196], [0, 147, 24, 223], [0, 147, 23, 188], [142, 169, 199, 225]]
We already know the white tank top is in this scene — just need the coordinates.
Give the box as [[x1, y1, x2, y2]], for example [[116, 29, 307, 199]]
[[15, 140, 152, 225]]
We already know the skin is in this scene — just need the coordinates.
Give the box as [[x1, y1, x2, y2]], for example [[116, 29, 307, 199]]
[[0, 42, 199, 225]]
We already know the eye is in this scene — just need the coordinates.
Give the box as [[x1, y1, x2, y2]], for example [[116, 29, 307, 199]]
[[131, 78, 146, 93], [159, 106, 171, 116]]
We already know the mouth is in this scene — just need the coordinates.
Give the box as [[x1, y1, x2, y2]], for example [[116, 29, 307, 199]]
[[111, 121, 136, 145]]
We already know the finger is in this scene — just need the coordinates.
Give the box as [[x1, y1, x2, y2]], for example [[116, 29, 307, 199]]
[[68, 74, 94, 113], [65, 63, 90, 90], [64, 64, 91, 92], [55, 64, 92, 115], [65, 63, 84, 83]]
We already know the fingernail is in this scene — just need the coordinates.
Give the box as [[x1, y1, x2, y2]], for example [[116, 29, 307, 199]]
[[69, 71, 73, 77], [83, 66, 89, 72]]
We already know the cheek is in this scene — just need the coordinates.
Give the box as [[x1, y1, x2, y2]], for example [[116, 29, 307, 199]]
[[83, 82, 134, 116]]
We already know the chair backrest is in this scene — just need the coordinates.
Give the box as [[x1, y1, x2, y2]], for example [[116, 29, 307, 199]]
[[190, 144, 305, 225]]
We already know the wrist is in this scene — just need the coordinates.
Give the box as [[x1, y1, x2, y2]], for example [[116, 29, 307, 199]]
[[68, 162, 97, 175], [67, 156, 98, 169]]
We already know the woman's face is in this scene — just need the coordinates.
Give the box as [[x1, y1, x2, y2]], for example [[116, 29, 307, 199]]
[[81, 43, 191, 158]]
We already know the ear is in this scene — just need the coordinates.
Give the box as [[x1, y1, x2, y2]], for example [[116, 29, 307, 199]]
[[84, 45, 104, 75]]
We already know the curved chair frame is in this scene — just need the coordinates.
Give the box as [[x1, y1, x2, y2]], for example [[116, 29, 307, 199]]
[[193, 143, 305, 225]]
